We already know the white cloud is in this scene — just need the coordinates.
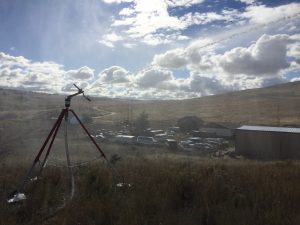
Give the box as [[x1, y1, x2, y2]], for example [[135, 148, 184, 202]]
[[152, 33, 299, 92], [102, 0, 133, 4], [0, 52, 92, 93], [218, 34, 293, 76], [119, 7, 135, 16], [154, 34, 299, 75], [188, 74, 231, 95], [133, 67, 231, 97], [1, 29, 299, 101], [153, 48, 187, 68], [136, 67, 174, 88], [242, 3, 300, 24], [99, 66, 131, 83], [153, 37, 216, 68], [98, 32, 124, 48], [103, 1, 300, 47], [109, 0, 227, 45], [180, 11, 233, 27], [288, 35, 300, 64], [291, 77, 300, 82], [166, 0, 204, 8], [65, 66, 94, 80]]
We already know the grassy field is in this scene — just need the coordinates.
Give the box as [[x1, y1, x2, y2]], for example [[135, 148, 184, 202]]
[[1, 158, 300, 225], [1, 83, 300, 224]]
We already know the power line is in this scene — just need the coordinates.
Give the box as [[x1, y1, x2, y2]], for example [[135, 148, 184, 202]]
[[192, 12, 300, 51]]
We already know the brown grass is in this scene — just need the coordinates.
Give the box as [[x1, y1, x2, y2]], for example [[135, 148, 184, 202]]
[[1, 82, 300, 224], [1, 158, 300, 225], [2, 81, 300, 131]]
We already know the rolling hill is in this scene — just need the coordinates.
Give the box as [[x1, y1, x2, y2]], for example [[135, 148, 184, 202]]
[[1, 81, 300, 129]]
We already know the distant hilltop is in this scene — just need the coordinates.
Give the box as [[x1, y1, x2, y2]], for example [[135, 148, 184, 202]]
[[1, 81, 300, 127]]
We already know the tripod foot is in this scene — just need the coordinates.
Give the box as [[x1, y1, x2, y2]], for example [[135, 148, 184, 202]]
[[7, 191, 26, 203]]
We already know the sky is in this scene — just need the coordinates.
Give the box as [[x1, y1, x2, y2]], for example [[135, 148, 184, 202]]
[[0, 0, 299, 99]]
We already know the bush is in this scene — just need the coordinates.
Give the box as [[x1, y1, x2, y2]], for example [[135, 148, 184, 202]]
[[177, 116, 204, 132], [133, 111, 149, 135]]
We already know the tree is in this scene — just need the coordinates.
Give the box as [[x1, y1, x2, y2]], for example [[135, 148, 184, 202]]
[[177, 116, 203, 132], [133, 111, 149, 135]]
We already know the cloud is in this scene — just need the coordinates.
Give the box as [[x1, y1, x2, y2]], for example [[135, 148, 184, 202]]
[[0, 52, 65, 92], [98, 32, 124, 48], [99, 66, 131, 83], [218, 34, 294, 76], [237, 0, 256, 5], [153, 38, 215, 69], [1, 31, 299, 100], [108, 0, 229, 45], [61, 82, 89, 92], [179, 11, 237, 27], [153, 48, 187, 69], [102, 0, 133, 4], [242, 3, 300, 24], [65, 66, 94, 80], [154, 34, 299, 77], [136, 67, 174, 88], [133, 67, 231, 97], [188, 74, 232, 95], [151, 33, 300, 93], [0, 52, 91, 93], [166, 0, 204, 8], [103, 1, 300, 47], [288, 35, 300, 64]]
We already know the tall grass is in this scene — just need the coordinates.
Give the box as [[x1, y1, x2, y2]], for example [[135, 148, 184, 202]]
[[1, 159, 300, 225]]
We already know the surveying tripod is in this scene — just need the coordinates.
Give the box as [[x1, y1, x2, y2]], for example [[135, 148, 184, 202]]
[[8, 84, 108, 203]]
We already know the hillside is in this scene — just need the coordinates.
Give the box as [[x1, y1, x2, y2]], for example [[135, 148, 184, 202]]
[[1, 81, 300, 128]]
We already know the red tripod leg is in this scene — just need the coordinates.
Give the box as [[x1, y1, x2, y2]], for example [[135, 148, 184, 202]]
[[39, 109, 66, 171], [18, 109, 66, 192], [69, 109, 107, 159]]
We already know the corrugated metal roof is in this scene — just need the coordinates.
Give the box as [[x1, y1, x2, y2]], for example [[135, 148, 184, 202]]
[[237, 125, 300, 133]]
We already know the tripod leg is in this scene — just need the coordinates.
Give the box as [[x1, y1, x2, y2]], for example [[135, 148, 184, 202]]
[[64, 110, 75, 200], [39, 109, 66, 172], [69, 110, 125, 189], [69, 109, 107, 159], [18, 109, 66, 192]]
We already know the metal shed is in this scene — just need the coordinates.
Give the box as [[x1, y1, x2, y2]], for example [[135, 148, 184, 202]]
[[236, 125, 300, 159]]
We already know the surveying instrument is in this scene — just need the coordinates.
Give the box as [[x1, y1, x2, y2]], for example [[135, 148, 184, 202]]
[[8, 84, 109, 203]]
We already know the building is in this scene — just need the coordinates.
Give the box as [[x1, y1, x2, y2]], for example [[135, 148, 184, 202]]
[[192, 128, 233, 139], [236, 125, 300, 159]]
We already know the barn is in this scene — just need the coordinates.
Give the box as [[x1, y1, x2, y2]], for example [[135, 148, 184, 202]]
[[235, 125, 300, 159]]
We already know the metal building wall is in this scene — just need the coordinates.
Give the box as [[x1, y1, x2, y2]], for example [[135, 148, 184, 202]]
[[235, 130, 300, 159]]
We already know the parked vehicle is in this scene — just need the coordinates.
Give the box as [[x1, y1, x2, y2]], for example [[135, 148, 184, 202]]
[[112, 135, 136, 144], [137, 136, 158, 145], [179, 140, 195, 151], [165, 139, 178, 150], [155, 133, 168, 142]]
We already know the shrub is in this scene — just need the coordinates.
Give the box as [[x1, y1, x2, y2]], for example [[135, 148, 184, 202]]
[[177, 116, 204, 132]]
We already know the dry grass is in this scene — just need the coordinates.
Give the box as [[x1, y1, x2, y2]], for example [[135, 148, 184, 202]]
[[1, 158, 300, 225], [1, 83, 300, 224], [2, 81, 300, 131]]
